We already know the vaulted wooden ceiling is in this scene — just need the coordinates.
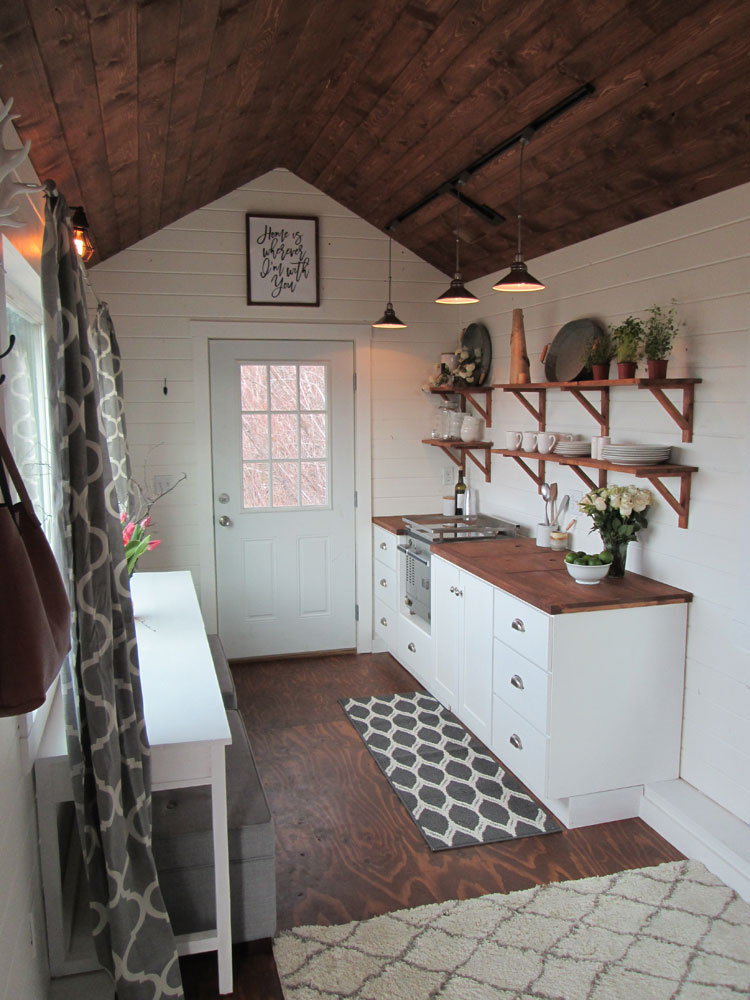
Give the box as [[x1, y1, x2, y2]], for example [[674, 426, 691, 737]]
[[1, 0, 748, 279]]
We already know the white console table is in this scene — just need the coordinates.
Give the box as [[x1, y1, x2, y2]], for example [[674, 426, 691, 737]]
[[36, 571, 234, 994]]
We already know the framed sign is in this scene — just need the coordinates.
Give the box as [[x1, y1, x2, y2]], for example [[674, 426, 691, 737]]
[[246, 214, 320, 306]]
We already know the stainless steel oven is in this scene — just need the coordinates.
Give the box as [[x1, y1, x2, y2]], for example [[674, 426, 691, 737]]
[[397, 515, 519, 632]]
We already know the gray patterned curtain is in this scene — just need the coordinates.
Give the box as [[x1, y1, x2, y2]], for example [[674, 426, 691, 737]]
[[41, 182, 183, 999], [91, 300, 134, 513]]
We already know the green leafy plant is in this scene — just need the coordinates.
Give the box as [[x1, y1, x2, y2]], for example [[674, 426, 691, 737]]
[[643, 301, 684, 361], [609, 316, 644, 363], [584, 330, 616, 367]]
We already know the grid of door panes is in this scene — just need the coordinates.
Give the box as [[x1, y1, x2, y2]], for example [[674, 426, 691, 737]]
[[240, 362, 329, 509]]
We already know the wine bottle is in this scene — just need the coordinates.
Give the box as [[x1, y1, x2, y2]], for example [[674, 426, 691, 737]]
[[454, 470, 466, 516]]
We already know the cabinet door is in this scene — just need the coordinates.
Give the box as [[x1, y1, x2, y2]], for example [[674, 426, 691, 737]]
[[431, 557, 460, 709], [458, 571, 494, 745]]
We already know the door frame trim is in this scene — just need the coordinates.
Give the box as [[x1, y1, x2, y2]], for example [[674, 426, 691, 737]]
[[192, 320, 373, 653]]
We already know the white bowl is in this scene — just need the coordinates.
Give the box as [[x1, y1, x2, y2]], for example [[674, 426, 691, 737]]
[[565, 561, 611, 585]]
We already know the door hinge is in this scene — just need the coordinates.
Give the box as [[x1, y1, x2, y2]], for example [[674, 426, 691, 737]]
[[355, 604, 360, 621], [354, 490, 358, 507], [353, 372, 357, 392]]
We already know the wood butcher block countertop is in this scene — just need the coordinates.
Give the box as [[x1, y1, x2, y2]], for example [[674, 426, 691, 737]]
[[373, 517, 692, 615]]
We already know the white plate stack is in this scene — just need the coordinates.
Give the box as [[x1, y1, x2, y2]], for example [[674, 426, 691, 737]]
[[601, 443, 671, 465], [554, 439, 591, 457]]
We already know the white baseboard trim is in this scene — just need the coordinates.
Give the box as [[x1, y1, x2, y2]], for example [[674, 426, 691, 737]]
[[641, 779, 750, 901]]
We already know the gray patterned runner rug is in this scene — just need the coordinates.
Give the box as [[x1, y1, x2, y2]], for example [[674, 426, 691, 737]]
[[275, 860, 750, 999], [339, 692, 560, 851]]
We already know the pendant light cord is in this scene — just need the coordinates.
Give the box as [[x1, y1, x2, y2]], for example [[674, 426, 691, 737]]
[[455, 200, 461, 275], [517, 137, 527, 257]]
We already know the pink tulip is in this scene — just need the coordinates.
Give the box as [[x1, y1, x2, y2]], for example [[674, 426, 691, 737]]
[[140, 516, 152, 528], [122, 521, 136, 544], [147, 539, 161, 551], [120, 511, 127, 524]]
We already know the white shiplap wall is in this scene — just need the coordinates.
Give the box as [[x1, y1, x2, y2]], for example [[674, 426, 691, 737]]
[[89, 169, 460, 598], [464, 182, 750, 827]]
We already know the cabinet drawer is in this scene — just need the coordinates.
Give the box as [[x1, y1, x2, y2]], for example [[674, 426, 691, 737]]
[[493, 589, 550, 668], [373, 563, 397, 610], [492, 695, 548, 798], [493, 639, 550, 735], [374, 598, 396, 646], [396, 615, 432, 687], [373, 526, 398, 572]]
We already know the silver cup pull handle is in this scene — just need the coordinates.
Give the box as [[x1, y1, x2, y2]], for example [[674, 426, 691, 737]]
[[510, 674, 524, 690], [380, 617, 388, 627], [380, 541, 387, 550], [380, 578, 387, 588], [407, 642, 417, 653], [509, 733, 523, 750], [511, 618, 525, 632]]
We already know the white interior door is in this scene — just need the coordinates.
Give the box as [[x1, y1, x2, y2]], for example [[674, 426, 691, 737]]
[[210, 339, 356, 658]]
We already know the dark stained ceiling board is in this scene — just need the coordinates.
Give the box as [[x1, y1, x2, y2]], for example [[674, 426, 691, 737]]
[[0, 0, 747, 277]]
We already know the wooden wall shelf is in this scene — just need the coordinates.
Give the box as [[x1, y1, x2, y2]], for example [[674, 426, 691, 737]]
[[422, 439, 494, 482], [491, 377, 701, 528], [429, 386, 493, 427]]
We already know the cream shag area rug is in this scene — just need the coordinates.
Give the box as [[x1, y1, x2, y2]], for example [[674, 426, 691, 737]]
[[274, 861, 750, 999]]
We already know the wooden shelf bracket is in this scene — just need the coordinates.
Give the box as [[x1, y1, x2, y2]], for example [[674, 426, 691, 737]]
[[565, 387, 610, 434], [641, 382, 697, 442], [430, 386, 494, 427], [501, 387, 546, 429], [645, 471, 693, 529], [421, 439, 493, 482]]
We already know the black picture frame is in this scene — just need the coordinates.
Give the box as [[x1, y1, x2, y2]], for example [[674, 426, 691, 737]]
[[246, 214, 320, 306]]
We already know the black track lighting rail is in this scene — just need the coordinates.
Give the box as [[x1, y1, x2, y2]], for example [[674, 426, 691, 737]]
[[385, 83, 594, 233]]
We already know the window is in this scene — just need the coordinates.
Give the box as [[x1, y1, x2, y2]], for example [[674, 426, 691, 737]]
[[240, 362, 329, 509]]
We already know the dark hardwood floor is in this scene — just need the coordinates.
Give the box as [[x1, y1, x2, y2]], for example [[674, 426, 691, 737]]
[[178, 652, 684, 998]]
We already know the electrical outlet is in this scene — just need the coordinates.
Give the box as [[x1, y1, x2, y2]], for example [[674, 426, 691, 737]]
[[153, 474, 175, 494], [442, 467, 454, 486]]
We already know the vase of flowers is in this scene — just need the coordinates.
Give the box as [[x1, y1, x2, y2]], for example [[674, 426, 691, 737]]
[[578, 485, 654, 576], [121, 513, 161, 577]]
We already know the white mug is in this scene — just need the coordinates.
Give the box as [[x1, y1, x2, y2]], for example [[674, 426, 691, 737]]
[[522, 431, 538, 452], [536, 523, 552, 547], [591, 435, 610, 459], [537, 432, 557, 455], [505, 430, 522, 450]]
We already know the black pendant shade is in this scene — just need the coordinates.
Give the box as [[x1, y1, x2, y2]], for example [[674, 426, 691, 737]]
[[493, 134, 545, 293], [373, 238, 407, 329]]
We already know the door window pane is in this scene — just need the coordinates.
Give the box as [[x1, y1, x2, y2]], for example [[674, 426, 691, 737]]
[[299, 365, 326, 410], [242, 414, 268, 460], [243, 462, 270, 507], [240, 364, 267, 410], [240, 361, 329, 510], [270, 413, 298, 459], [270, 365, 298, 410]]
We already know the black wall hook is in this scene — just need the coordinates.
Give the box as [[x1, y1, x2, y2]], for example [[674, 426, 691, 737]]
[[0, 333, 16, 387]]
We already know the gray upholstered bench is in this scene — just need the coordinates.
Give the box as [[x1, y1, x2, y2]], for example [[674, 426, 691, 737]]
[[207, 633, 237, 710], [151, 709, 276, 942]]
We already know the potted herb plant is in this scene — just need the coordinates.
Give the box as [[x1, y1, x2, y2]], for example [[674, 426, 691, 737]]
[[609, 316, 644, 379], [643, 301, 684, 379], [583, 330, 616, 381]]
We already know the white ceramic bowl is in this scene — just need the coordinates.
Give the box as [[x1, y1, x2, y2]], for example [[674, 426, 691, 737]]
[[565, 561, 611, 585]]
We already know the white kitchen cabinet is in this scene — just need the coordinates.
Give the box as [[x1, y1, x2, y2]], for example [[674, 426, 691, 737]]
[[372, 525, 398, 656], [432, 555, 494, 745], [491, 590, 687, 827]]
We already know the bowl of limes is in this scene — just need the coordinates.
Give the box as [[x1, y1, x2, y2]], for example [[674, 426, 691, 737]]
[[564, 550, 613, 584]]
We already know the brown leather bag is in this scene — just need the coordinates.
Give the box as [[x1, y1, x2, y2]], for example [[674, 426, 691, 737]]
[[0, 428, 71, 716]]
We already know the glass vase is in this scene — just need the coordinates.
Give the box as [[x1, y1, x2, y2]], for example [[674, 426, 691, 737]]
[[600, 532, 629, 577]]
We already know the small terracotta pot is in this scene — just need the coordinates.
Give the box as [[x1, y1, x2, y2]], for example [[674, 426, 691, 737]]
[[591, 363, 610, 381], [617, 361, 637, 380], [647, 359, 668, 379]]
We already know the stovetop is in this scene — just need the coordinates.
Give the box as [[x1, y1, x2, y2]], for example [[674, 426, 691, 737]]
[[403, 514, 519, 543]]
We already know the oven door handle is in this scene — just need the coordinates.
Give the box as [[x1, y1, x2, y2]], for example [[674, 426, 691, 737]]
[[397, 544, 430, 567]]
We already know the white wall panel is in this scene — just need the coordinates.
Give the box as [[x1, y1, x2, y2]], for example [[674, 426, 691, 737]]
[[469, 181, 750, 825]]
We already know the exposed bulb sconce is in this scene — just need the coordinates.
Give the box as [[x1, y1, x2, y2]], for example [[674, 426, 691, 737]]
[[493, 132, 545, 293], [436, 200, 479, 305], [372, 236, 407, 329], [70, 205, 94, 262]]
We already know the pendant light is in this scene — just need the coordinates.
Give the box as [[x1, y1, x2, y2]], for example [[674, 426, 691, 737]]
[[493, 135, 545, 293], [70, 205, 95, 262], [372, 237, 407, 329], [435, 200, 479, 305]]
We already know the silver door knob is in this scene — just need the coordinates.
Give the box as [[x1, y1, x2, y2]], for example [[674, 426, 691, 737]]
[[218, 515, 232, 527]]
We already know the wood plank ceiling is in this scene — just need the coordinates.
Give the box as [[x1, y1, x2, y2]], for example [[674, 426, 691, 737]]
[[0, 0, 748, 279]]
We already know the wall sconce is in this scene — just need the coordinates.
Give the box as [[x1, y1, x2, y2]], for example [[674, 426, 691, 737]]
[[373, 236, 407, 329], [70, 206, 94, 262], [435, 200, 479, 305], [493, 132, 545, 293]]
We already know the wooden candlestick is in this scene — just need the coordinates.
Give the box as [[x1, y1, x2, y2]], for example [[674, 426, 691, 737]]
[[510, 308, 530, 384]]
